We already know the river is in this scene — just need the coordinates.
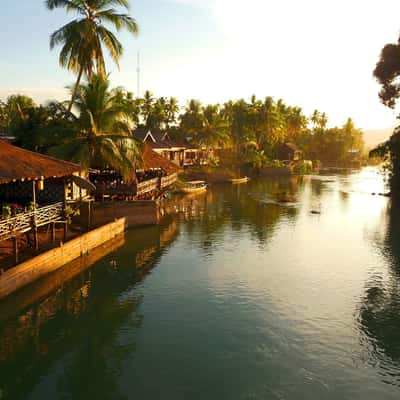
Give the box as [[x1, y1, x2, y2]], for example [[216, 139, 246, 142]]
[[1, 167, 400, 399]]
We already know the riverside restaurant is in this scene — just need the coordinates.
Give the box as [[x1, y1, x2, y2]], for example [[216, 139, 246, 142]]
[[0, 140, 91, 265]]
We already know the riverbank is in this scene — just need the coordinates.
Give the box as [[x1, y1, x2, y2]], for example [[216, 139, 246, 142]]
[[0, 218, 125, 300], [180, 162, 314, 184]]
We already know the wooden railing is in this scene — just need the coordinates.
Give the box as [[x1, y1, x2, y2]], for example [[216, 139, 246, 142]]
[[0, 202, 63, 242], [160, 173, 178, 189], [136, 173, 178, 197], [136, 177, 160, 196]]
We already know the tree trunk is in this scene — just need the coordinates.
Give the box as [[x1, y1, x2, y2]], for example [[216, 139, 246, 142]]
[[67, 65, 84, 113]]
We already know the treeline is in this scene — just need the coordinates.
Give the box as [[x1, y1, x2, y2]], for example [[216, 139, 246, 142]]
[[0, 78, 364, 169]]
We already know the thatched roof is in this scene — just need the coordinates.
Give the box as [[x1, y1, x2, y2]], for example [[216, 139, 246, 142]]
[[142, 145, 180, 175], [0, 140, 83, 184]]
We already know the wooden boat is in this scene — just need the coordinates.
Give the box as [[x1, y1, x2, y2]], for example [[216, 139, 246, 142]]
[[180, 181, 207, 194], [229, 176, 250, 184]]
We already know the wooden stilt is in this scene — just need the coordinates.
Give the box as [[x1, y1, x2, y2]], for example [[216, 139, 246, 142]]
[[51, 222, 56, 243], [13, 236, 19, 265], [33, 226, 38, 250]]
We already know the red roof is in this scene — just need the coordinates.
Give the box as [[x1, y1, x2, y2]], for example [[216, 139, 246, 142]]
[[142, 145, 180, 175], [0, 140, 83, 184]]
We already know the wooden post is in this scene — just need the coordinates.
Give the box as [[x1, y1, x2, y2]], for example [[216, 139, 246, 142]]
[[51, 222, 56, 243], [87, 200, 92, 232], [32, 180, 36, 207], [13, 236, 19, 265], [32, 180, 39, 250], [63, 178, 68, 240], [64, 221, 68, 242]]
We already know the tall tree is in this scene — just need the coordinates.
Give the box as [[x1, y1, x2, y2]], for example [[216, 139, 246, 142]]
[[180, 99, 204, 140], [46, 0, 138, 111], [50, 75, 142, 179], [198, 104, 229, 149], [371, 34, 400, 193], [165, 97, 180, 129]]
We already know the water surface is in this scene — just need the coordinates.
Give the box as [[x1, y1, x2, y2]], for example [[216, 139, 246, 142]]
[[1, 167, 400, 399]]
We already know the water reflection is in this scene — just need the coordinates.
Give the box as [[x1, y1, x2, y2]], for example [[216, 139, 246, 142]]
[[0, 218, 179, 400], [2, 169, 400, 399], [359, 199, 400, 380], [177, 178, 305, 252]]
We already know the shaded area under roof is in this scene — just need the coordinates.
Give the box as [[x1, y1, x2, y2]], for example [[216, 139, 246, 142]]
[[0, 140, 83, 184], [142, 145, 180, 175]]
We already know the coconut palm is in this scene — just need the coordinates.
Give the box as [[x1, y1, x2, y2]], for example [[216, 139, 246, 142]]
[[50, 75, 142, 179], [198, 105, 230, 149], [140, 90, 154, 128], [286, 106, 307, 140], [46, 0, 139, 111], [258, 97, 285, 150], [180, 99, 204, 140], [165, 97, 180, 129]]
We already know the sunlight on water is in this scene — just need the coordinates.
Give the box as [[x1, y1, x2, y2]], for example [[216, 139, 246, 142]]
[[1, 168, 400, 399]]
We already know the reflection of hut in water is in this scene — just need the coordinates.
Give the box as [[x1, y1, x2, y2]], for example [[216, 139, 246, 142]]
[[0, 234, 140, 400], [0, 215, 180, 394], [135, 219, 179, 269]]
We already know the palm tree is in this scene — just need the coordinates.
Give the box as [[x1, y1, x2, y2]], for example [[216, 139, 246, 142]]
[[46, 0, 139, 111], [258, 97, 285, 150], [180, 99, 204, 140], [50, 75, 142, 179], [140, 90, 154, 127], [165, 97, 180, 129], [310, 109, 320, 129], [286, 106, 307, 140], [198, 105, 229, 149], [3, 94, 36, 134]]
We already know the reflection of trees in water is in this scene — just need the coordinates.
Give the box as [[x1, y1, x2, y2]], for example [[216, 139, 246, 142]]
[[358, 200, 400, 376], [0, 218, 180, 400], [0, 265, 143, 400], [181, 178, 303, 253]]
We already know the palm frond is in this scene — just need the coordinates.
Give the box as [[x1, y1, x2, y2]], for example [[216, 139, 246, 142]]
[[96, 10, 138, 34], [45, 0, 85, 13], [96, 26, 123, 66]]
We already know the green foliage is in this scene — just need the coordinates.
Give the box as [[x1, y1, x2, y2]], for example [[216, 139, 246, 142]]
[[0, 94, 37, 136], [370, 127, 400, 192], [4, 87, 364, 175], [299, 118, 364, 165], [49, 75, 142, 179], [371, 32, 400, 194], [1, 204, 11, 219], [46, 0, 138, 110], [63, 205, 80, 224]]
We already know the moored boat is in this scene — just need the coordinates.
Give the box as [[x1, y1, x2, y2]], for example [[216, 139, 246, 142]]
[[229, 176, 250, 184], [180, 180, 207, 194]]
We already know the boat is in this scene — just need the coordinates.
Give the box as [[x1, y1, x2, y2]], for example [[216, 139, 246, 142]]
[[180, 181, 207, 194], [229, 176, 250, 184]]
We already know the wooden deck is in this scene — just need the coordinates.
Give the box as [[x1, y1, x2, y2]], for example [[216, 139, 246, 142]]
[[137, 173, 178, 196], [0, 202, 64, 242]]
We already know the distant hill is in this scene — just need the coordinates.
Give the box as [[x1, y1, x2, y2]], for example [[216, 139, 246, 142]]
[[363, 127, 394, 150]]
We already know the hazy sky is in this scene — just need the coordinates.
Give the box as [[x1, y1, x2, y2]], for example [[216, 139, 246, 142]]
[[1, 0, 400, 129]]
